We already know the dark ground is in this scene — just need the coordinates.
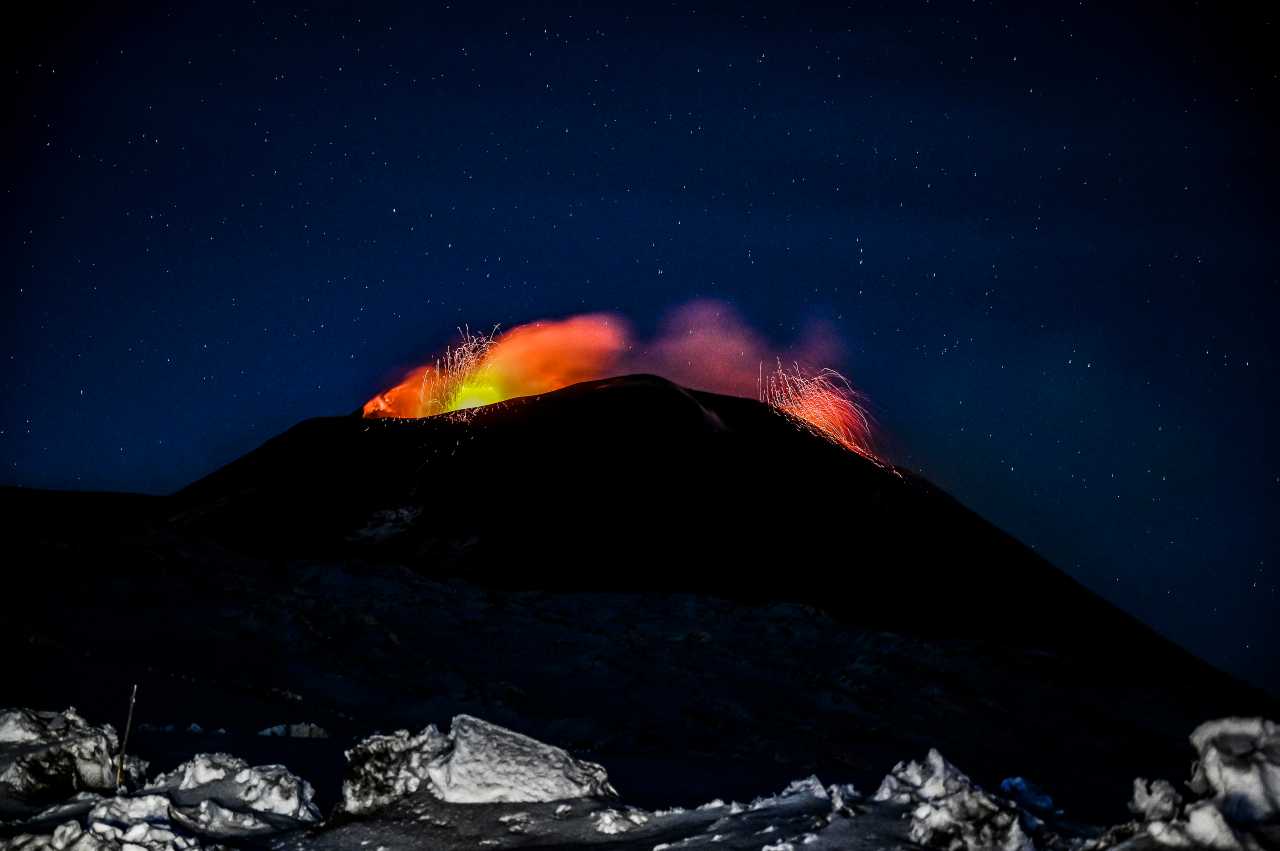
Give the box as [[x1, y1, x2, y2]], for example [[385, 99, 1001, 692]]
[[2, 376, 1272, 824]]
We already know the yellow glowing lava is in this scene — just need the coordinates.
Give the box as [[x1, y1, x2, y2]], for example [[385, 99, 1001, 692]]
[[362, 308, 883, 464], [451, 378, 504, 411]]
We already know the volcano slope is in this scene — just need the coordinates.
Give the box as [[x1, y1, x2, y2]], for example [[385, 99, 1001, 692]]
[[1, 374, 1272, 823]]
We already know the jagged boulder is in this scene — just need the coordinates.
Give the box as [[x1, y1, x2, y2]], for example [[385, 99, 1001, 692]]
[[1188, 717, 1279, 826], [3, 753, 318, 851], [147, 752, 321, 829], [1130, 778, 1184, 823], [1111, 717, 1279, 851], [341, 714, 615, 813], [874, 748, 1033, 851], [0, 709, 144, 808]]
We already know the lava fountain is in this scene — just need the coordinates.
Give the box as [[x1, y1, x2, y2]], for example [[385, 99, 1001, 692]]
[[362, 315, 626, 418], [757, 362, 875, 458], [363, 305, 880, 462]]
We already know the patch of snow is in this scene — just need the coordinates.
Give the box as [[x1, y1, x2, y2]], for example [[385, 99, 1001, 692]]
[[0, 711, 51, 745], [1146, 800, 1247, 850], [150, 756, 228, 792], [1184, 800, 1251, 850], [6, 819, 144, 850], [86, 794, 183, 847], [6, 795, 208, 851], [827, 783, 860, 814], [173, 797, 279, 834], [257, 722, 329, 739], [8, 749, 321, 849], [591, 807, 648, 834], [496, 810, 531, 834]]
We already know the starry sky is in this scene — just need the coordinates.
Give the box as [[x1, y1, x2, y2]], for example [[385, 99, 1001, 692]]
[[5, 2, 1277, 689]]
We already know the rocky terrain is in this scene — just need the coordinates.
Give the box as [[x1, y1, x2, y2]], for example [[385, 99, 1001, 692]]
[[2, 708, 1276, 850]]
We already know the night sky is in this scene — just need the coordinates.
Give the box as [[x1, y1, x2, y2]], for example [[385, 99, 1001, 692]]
[[6, 3, 1277, 689]]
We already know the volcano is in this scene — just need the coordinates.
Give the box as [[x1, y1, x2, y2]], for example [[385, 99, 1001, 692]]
[[1, 375, 1272, 829]]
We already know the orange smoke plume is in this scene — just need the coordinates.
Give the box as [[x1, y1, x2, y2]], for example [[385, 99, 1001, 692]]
[[363, 302, 881, 461]]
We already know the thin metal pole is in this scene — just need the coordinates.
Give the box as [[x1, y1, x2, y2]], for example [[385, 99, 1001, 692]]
[[115, 684, 137, 789]]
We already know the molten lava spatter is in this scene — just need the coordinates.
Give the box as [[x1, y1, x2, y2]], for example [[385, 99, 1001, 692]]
[[362, 316, 627, 419], [758, 362, 875, 458], [363, 306, 881, 462]]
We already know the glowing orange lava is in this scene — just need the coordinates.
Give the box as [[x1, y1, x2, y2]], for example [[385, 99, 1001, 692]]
[[758, 362, 876, 459], [363, 304, 882, 462], [362, 316, 627, 419]]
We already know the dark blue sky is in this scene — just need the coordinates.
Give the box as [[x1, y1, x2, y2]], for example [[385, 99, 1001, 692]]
[[5, 2, 1277, 688]]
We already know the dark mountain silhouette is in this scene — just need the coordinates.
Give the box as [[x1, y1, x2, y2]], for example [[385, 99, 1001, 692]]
[[1, 375, 1271, 822]]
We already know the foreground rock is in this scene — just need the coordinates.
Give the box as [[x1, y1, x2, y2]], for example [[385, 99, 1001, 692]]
[[1188, 717, 1279, 827], [145, 752, 321, 830], [309, 775, 890, 850], [0, 709, 144, 818], [874, 748, 1034, 851], [7, 796, 205, 851], [341, 713, 615, 812], [1, 716, 319, 851], [1111, 717, 1280, 851], [4, 708, 1278, 850]]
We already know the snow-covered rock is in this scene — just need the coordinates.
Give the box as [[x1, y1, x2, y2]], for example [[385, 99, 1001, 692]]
[[341, 714, 615, 813], [1110, 717, 1279, 851], [3, 795, 208, 850], [85, 794, 195, 849], [4, 752, 320, 850], [874, 748, 1033, 851], [1187, 717, 1279, 826], [827, 782, 860, 814], [434, 715, 615, 804], [748, 776, 829, 811], [8, 708, 1277, 851], [147, 753, 321, 826], [1130, 778, 1184, 822], [24, 791, 103, 826], [340, 723, 450, 813], [4, 820, 124, 850], [590, 807, 648, 834], [0, 709, 144, 805]]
